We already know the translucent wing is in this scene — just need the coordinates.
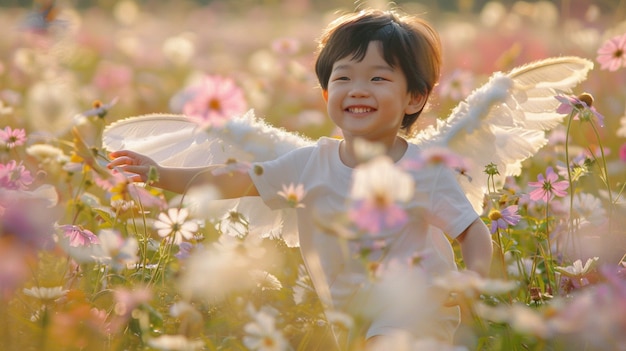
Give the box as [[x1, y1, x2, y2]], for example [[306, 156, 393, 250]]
[[103, 110, 313, 166], [103, 110, 314, 247], [411, 56, 594, 214]]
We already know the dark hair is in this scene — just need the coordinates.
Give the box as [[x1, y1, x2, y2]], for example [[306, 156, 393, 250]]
[[315, 9, 442, 130]]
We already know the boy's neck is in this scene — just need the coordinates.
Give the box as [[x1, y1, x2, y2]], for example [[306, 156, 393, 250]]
[[339, 136, 408, 168]]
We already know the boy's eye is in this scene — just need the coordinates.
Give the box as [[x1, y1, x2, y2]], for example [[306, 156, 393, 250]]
[[371, 77, 387, 82]]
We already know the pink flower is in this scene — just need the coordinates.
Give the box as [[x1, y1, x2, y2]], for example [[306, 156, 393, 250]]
[[60, 224, 100, 247], [528, 166, 569, 203], [271, 37, 301, 55], [620, 143, 626, 163], [0, 126, 26, 149], [401, 147, 472, 180], [596, 32, 626, 71], [179, 75, 247, 127], [437, 69, 475, 101], [555, 94, 604, 127], [349, 157, 414, 234], [349, 200, 408, 234], [0, 160, 33, 190]]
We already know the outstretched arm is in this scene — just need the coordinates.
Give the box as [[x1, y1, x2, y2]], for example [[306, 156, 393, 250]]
[[456, 218, 493, 277], [107, 149, 259, 198]]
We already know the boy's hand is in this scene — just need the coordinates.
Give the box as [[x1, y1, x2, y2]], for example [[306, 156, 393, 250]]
[[107, 150, 157, 182]]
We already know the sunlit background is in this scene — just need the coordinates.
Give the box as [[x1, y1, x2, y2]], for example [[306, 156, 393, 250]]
[[1, 0, 625, 350]]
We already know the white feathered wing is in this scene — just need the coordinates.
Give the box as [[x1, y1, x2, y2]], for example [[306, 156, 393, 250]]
[[103, 56, 593, 245], [411, 56, 593, 214], [103, 110, 313, 247]]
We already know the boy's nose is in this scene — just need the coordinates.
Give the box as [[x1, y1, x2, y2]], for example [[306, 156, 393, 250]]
[[349, 84, 370, 97]]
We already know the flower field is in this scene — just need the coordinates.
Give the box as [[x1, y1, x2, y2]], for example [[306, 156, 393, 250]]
[[1, 1, 626, 350]]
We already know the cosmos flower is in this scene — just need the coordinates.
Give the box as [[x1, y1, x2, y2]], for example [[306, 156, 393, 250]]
[[619, 143, 626, 163], [249, 270, 283, 291], [101, 172, 167, 210], [555, 257, 599, 278], [596, 32, 626, 71], [176, 75, 247, 127], [488, 205, 521, 233], [0, 126, 26, 149], [528, 166, 569, 203], [437, 68, 475, 101], [96, 229, 139, 271], [110, 287, 152, 332], [217, 209, 249, 237], [243, 305, 289, 351], [277, 183, 306, 208], [270, 37, 301, 56], [78, 98, 118, 119], [402, 146, 471, 180], [555, 93, 604, 127], [349, 156, 414, 234], [0, 160, 34, 190], [59, 224, 100, 247], [570, 192, 607, 226], [154, 208, 199, 245], [23, 286, 68, 301], [146, 335, 204, 351]]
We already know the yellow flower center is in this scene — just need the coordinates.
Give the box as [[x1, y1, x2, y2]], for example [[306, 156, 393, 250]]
[[208, 98, 221, 111], [488, 210, 502, 221]]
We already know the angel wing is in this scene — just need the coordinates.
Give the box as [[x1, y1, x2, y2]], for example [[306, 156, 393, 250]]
[[103, 110, 313, 247], [411, 56, 594, 214]]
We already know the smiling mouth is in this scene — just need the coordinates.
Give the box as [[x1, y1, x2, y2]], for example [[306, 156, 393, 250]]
[[346, 107, 374, 113]]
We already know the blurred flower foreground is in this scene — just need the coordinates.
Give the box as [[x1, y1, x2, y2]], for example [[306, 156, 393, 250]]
[[1, 1, 626, 350]]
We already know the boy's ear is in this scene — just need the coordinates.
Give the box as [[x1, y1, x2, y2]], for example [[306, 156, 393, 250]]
[[322, 90, 328, 102], [406, 94, 427, 115]]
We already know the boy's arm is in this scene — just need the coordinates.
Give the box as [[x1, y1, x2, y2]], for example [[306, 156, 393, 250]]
[[456, 218, 493, 277], [107, 150, 259, 197]]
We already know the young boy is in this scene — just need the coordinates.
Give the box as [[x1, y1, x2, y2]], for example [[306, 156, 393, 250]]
[[109, 9, 492, 348]]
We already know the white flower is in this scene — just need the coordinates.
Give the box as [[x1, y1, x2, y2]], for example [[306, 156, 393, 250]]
[[154, 208, 199, 245], [293, 264, 315, 305], [26, 144, 69, 164], [178, 239, 277, 302], [217, 209, 249, 237], [97, 229, 139, 271], [350, 156, 414, 202], [147, 335, 204, 351], [555, 257, 599, 278], [23, 286, 68, 301], [617, 106, 626, 138], [243, 305, 289, 351], [571, 192, 607, 226], [277, 183, 306, 208], [324, 310, 354, 331], [353, 137, 386, 163], [249, 270, 282, 291]]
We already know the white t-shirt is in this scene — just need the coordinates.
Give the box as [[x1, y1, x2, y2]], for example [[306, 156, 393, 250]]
[[250, 137, 478, 340]]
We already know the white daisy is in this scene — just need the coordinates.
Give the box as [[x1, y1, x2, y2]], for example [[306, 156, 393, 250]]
[[154, 208, 198, 245]]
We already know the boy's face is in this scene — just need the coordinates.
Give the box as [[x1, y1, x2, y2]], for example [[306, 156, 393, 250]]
[[323, 41, 424, 143]]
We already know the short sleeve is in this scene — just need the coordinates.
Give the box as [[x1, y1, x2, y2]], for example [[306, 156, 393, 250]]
[[249, 146, 313, 210], [427, 166, 479, 239]]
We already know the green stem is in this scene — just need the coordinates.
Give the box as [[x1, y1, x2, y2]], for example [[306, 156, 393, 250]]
[[563, 111, 577, 256], [544, 200, 556, 294], [588, 121, 613, 222]]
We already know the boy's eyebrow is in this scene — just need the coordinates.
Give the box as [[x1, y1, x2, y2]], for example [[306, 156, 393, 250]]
[[332, 64, 395, 72]]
